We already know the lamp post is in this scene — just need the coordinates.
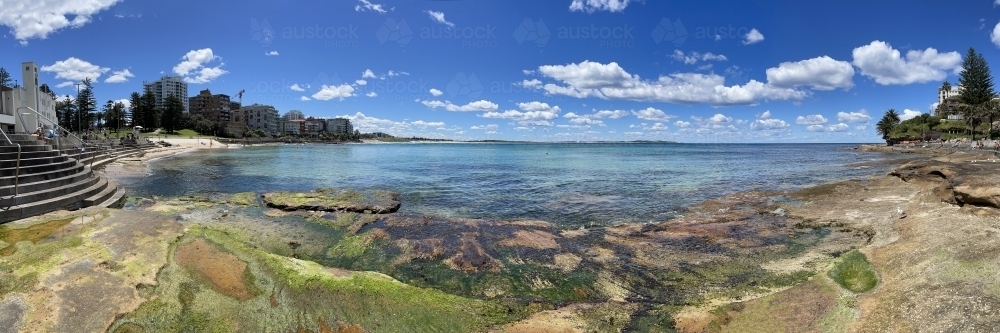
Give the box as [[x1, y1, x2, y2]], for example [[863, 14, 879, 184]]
[[75, 82, 81, 135]]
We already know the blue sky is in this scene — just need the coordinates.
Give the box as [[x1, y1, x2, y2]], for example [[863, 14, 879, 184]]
[[2, 0, 998, 142]]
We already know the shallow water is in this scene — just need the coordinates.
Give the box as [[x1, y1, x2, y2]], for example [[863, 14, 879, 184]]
[[119, 143, 900, 227]]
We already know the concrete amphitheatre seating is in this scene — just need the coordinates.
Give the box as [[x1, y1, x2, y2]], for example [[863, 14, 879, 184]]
[[0, 132, 157, 224]]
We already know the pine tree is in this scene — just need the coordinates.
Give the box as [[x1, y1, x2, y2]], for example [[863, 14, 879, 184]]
[[140, 88, 158, 130], [128, 92, 143, 131], [57, 96, 75, 128], [75, 78, 97, 132], [0, 68, 10, 88], [959, 47, 996, 106], [162, 94, 184, 133]]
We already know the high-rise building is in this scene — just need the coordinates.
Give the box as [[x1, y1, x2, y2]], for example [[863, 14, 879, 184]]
[[143, 76, 189, 113], [327, 118, 353, 135], [188, 89, 231, 124], [282, 110, 305, 121]]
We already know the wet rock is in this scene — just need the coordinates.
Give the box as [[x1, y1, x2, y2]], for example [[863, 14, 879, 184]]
[[0, 295, 27, 333], [263, 188, 401, 214], [891, 157, 1000, 209]]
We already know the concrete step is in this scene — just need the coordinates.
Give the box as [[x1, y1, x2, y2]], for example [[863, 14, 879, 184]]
[[0, 173, 101, 208], [0, 175, 111, 224], [0, 163, 85, 187], [93, 184, 126, 209], [0, 150, 62, 160], [0, 144, 55, 153], [83, 178, 118, 207], [0, 166, 92, 197], [0, 155, 70, 168], [0, 159, 80, 177]]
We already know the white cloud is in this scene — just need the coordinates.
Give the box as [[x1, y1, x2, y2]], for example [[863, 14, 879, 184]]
[[411, 120, 445, 128], [836, 109, 871, 123], [827, 123, 849, 132], [355, 0, 387, 13], [751, 118, 789, 131], [851, 40, 962, 85], [366, 92, 377, 97], [173, 48, 227, 84], [992, 22, 1000, 48], [563, 113, 605, 126], [592, 110, 630, 119], [40, 57, 109, 81], [289, 84, 306, 92], [569, 0, 634, 13], [900, 109, 924, 121], [338, 112, 412, 134], [796, 114, 828, 125], [743, 28, 764, 45], [471, 124, 499, 130], [0, 0, 121, 41], [103, 69, 134, 83], [355, 79, 368, 86], [675, 120, 691, 128], [312, 84, 356, 101], [481, 101, 562, 126], [631, 107, 674, 121], [300, 96, 311, 101], [429, 88, 443, 96], [362, 69, 377, 79], [265, 51, 279, 56], [55, 81, 74, 88], [420, 99, 499, 112], [806, 125, 826, 132], [518, 101, 560, 113], [758, 110, 772, 119], [765, 56, 855, 90], [520, 79, 543, 89], [535, 61, 808, 106], [670, 50, 728, 65], [387, 70, 408, 77], [114, 98, 130, 108], [707, 113, 732, 124], [425, 10, 454, 28]]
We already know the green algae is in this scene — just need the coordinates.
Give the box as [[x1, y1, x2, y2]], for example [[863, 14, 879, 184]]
[[828, 250, 878, 293], [263, 188, 401, 214], [227, 192, 259, 206], [111, 226, 525, 332], [0, 217, 74, 256]]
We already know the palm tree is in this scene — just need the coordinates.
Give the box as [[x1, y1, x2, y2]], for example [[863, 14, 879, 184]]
[[877, 109, 900, 145]]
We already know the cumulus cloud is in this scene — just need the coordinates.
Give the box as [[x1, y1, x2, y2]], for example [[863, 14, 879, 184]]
[[289, 84, 306, 92], [670, 50, 728, 65], [743, 28, 764, 45], [591, 110, 630, 119], [836, 109, 871, 123], [366, 92, 377, 97], [173, 48, 227, 84], [520, 79, 543, 89], [312, 84, 356, 101], [796, 114, 829, 125], [534, 61, 808, 106], [355, 79, 367, 86], [750, 118, 790, 131], [104, 69, 134, 83], [420, 99, 500, 112], [471, 124, 499, 130], [852, 41, 961, 85], [114, 98, 130, 108], [362, 69, 377, 79], [993, 22, 1000, 48], [765, 56, 855, 90], [265, 51, 279, 56], [758, 110, 772, 119], [411, 120, 445, 128], [0, 0, 122, 41], [40, 57, 109, 81], [569, 0, 634, 13], [300, 96, 311, 101], [55, 81, 74, 88], [481, 101, 562, 126], [355, 0, 387, 13], [827, 123, 849, 132], [675, 121, 691, 128], [631, 107, 674, 121], [563, 113, 605, 126], [425, 10, 454, 28], [429, 88, 443, 96], [900, 109, 924, 121]]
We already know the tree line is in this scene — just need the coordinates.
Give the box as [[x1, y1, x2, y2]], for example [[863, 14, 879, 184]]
[[877, 47, 998, 144]]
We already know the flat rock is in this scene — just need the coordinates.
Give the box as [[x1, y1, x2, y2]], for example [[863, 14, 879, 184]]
[[262, 188, 401, 214]]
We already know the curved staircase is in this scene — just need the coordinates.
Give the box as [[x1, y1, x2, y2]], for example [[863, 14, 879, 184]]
[[0, 134, 148, 224]]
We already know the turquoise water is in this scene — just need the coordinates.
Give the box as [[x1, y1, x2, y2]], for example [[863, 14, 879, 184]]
[[121, 143, 899, 227]]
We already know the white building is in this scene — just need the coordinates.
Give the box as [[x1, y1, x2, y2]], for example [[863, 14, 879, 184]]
[[237, 104, 280, 136], [939, 85, 963, 104], [0, 62, 59, 134], [282, 110, 305, 121], [143, 76, 189, 113]]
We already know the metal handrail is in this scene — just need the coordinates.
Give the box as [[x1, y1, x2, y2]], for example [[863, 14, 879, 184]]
[[17, 106, 87, 150], [0, 128, 22, 206]]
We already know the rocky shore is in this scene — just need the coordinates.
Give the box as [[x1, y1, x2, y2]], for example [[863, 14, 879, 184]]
[[2, 149, 999, 332]]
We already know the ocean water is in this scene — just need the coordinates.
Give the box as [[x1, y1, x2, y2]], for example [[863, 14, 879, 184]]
[[119, 143, 900, 227]]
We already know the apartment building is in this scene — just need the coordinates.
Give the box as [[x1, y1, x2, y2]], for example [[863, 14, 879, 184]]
[[0, 62, 59, 133], [234, 104, 279, 136], [188, 89, 232, 125], [327, 118, 353, 135], [143, 76, 189, 113]]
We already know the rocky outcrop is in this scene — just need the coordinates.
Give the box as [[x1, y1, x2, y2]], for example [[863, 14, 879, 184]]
[[890, 155, 1000, 209], [262, 188, 401, 214]]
